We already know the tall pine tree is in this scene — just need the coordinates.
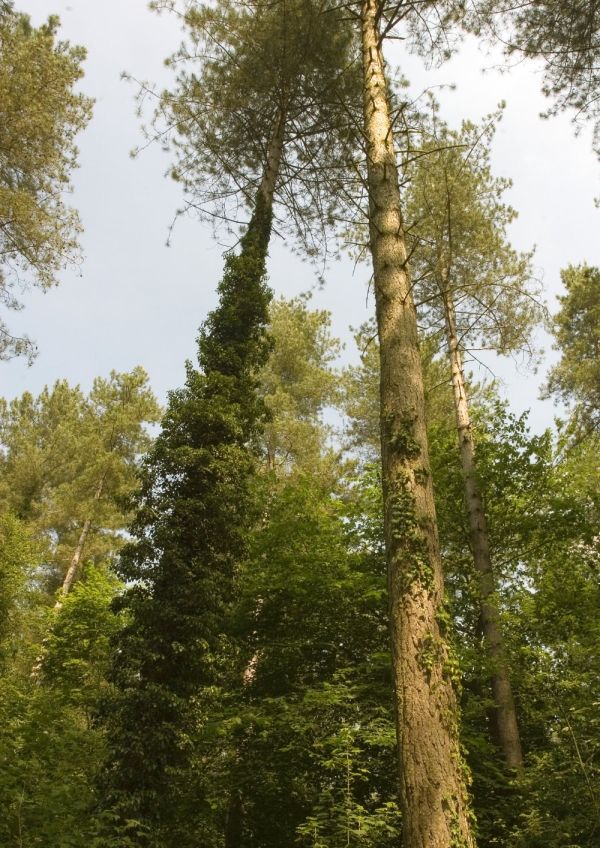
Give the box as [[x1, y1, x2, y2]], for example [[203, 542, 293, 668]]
[[355, 2, 475, 843]]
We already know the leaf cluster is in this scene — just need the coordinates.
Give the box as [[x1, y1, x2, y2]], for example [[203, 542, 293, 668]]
[[0, 8, 93, 359]]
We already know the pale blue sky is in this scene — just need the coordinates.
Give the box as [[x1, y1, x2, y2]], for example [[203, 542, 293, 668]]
[[7, 0, 600, 433]]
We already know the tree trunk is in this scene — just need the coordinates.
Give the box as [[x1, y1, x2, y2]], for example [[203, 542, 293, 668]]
[[440, 272, 524, 769], [55, 469, 108, 608], [225, 791, 244, 848], [360, 3, 475, 845], [218, 114, 285, 845], [259, 108, 285, 209]]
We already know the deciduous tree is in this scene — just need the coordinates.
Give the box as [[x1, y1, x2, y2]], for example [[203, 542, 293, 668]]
[[0, 370, 161, 596], [261, 295, 343, 478]]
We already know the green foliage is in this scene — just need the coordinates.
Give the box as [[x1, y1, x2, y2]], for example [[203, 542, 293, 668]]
[[0, 512, 32, 654], [255, 473, 398, 848], [98, 197, 274, 832], [1, 282, 599, 848], [0, 369, 161, 591], [0, 370, 160, 845], [297, 726, 400, 848], [404, 105, 543, 364], [544, 263, 600, 431], [0, 563, 124, 847], [144, 0, 360, 258], [345, 313, 600, 846], [42, 566, 125, 709], [261, 295, 343, 477], [182, 470, 400, 848], [0, 7, 93, 359], [429, 400, 600, 846]]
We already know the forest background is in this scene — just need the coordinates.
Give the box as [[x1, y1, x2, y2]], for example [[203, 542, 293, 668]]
[[2, 0, 600, 846]]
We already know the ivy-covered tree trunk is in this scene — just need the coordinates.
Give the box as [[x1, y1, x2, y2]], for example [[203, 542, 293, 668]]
[[360, 2, 475, 845], [99, 121, 284, 831], [441, 270, 523, 769]]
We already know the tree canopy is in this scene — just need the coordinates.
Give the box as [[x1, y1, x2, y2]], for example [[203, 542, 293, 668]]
[[0, 7, 92, 360], [141, 0, 360, 259], [474, 0, 600, 151]]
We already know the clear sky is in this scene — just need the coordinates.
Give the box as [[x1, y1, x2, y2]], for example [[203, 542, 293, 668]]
[[7, 0, 600, 433]]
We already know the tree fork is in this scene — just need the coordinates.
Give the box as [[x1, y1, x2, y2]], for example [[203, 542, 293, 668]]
[[360, 1, 475, 844], [440, 270, 523, 770]]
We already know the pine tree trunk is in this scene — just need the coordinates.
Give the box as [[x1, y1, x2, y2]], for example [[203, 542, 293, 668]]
[[360, 3, 475, 844], [55, 470, 108, 607], [440, 271, 523, 769], [259, 108, 285, 208]]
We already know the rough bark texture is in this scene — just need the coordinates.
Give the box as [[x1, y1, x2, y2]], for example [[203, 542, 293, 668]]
[[55, 469, 108, 608], [441, 273, 523, 770], [360, 3, 475, 845]]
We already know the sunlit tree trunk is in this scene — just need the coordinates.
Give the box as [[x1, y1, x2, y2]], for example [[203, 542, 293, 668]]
[[259, 108, 285, 208], [55, 469, 109, 608], [360, 2, 475, 844], [441, 267, 523, 769]]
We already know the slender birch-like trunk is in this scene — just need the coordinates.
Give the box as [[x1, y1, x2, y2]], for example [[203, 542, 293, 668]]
[[440, 269, 523, 769], [360, 3, 474, 844], [55, 469, 109, 608], [31, 471, 110, 676], [58, 518, 92, 600], [225, 791, 243, 848]]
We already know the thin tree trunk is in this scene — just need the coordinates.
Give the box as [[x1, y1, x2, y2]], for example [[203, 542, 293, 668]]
[[225, 790, 244, 848], [440, 271, 523, 769], [360, 3, 475, 845], [55, 469, 108, 608]]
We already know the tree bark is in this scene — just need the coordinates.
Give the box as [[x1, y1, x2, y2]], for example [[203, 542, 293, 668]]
[[225, 790, 244, 848], [440, 270, 523, 769], [360, 3, 475, 845], [55, 469, 108, 608], [259, 108, 285, 209]]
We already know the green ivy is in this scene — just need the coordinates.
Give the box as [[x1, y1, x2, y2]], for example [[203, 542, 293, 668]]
[[97, 194, 274, 834]]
